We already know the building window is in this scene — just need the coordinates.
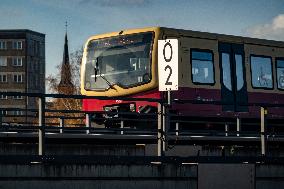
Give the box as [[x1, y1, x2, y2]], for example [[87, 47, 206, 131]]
[[13, 74, 23, 83], [0, 57, 7, 66], [13, 110, 23, 116], [13, 41, 22, 49], [1, 110, 7, 116], [0, 41, 6, 49], [0, 74, 7, 83], [13, 57, 23, 66], [0, 94, 7, 99], [0, 91, 7, 99], [40, 43, 44, 57], [250, 55, 273, 89], [191, 49, 214, 84], [35, 75, 38, 88], [276, 58, 284, 90], [13, 95, 23, 99], [35, 41, 40, 55], [29, 75, 33, 88], [29, 61, 34, 71], [35, 61, 39, 70]]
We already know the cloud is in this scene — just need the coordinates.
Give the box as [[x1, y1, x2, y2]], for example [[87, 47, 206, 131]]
[[30, 0, 82, 10], [79, 0, 150, 7], [30, 0, 151, 13], [246, 14, 284, 41]]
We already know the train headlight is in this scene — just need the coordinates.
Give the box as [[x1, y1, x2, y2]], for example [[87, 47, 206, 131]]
[[130, 103, 136, 112], [104, 106, 111, 111]]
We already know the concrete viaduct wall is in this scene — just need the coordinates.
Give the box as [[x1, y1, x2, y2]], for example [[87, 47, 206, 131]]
[[0, 161, 284, 189], [0, 163, 197, 189], [0, 143, 284, 189]]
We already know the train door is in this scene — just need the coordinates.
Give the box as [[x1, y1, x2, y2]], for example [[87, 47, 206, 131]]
[[219, 42, 248, 112]]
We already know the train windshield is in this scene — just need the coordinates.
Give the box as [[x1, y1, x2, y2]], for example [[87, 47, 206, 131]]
[[84, 32, 153, 90]]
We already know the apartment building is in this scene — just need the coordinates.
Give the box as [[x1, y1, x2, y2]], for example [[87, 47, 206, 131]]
[[0, 30, 45, 125]]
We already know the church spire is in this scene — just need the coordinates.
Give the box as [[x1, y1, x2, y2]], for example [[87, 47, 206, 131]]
[[58, 21, 74, 94], [62, 30, 70, 67]]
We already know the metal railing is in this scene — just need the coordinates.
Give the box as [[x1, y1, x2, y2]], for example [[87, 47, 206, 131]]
[[0, 91, 284, 158]]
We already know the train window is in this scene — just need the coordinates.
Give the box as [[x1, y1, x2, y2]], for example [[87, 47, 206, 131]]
[[250, 55, 273, 89], [221, 53, 232, 91], [84, 32, 153, 90], [235, 54, 244, 91], [191, 50, 214, 84], [276, 59, 284, 89]]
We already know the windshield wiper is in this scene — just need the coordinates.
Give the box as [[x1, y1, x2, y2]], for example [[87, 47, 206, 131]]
[[99, 74, 118, 91], [93, 57, 99, 82], [93, 57, 118, 91]]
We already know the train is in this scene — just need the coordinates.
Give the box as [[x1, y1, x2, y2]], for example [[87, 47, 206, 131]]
[[80, 27, 284, 130]]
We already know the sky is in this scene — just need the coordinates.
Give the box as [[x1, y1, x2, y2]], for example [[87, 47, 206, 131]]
[[1, 0, 284, 79]]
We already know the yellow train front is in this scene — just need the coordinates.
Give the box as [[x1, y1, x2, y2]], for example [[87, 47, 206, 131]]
[[81, 27, 284, 130]]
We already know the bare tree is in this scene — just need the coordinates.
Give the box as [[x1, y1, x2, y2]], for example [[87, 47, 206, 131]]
[[46, 47, 84, 126], [46, 47, 83, 94], [69, 47, 83, 94]]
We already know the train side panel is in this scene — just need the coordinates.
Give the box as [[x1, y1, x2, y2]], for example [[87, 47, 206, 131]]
[[245, 43, 284, 118], [171, 35, 222, 117], [163, 28, 284, 119]]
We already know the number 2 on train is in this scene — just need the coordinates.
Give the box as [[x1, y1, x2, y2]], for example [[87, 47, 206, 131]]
[[164, 65, 172, 85]]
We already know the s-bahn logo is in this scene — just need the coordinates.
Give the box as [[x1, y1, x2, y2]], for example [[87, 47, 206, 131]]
[[158, 39, 178, 91]]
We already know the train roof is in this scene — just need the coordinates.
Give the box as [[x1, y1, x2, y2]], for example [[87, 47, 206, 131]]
[[160, 27, 284, 48], [86, 27, 284, 48]]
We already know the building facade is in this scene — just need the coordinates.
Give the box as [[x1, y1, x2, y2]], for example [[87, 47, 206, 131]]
[[0, 30, 45, 125]]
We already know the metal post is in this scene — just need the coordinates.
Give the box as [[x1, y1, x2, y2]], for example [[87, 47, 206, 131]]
[[175, 122, 179, 136], [120, 120, 124, 135], [237, 117, 241, 136], [38, 96, 45, 156], [86, 113, 91, 134], [167, 91, 171, 106], [162, 105, 167, 152], [157, 103, 164, 157], [0, 111, 2, 127], [59, 117, 64, 134], [158, 91, 171, 157], [164, 91, 171, 151], [261, 107, 267, 156], [225, 124, 228, 137]]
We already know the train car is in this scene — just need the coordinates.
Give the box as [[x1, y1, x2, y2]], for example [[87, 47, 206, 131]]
[[81, 27, 284, 129]]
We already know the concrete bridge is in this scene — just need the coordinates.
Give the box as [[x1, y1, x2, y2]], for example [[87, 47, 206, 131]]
[[0, 95, 283, 189], [0, 154, 284, 189], [0, 141, 284, 189]]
